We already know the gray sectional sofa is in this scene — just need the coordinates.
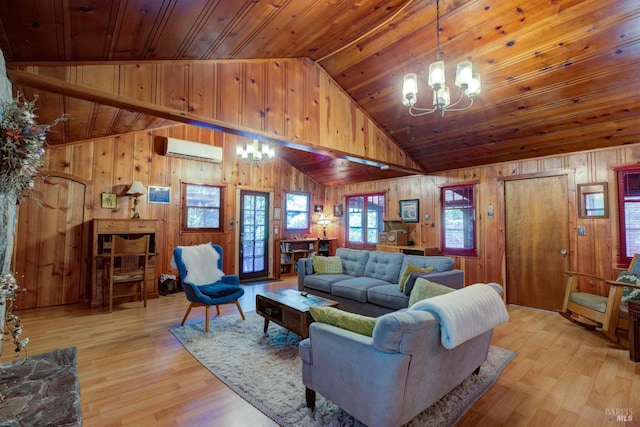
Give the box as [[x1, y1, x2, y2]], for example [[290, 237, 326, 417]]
[[297, 247, 464, 317]]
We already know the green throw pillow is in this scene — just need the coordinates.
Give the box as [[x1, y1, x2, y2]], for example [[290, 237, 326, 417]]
[[408, 278, 455, 306], [309, 306, 377, 336], [616, 271, 640, 302], [312, 256, 343, 274], [398, 263, 434, 292]]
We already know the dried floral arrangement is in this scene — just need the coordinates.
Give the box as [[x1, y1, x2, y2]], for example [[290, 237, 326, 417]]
[[0, 94, 66, 202], [0, 272, 28, 357], [0, 94, 65, 361]]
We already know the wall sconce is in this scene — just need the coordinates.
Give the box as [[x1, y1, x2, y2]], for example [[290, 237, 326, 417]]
[[126, 181, 146, 218], [318, 213, 331, 237]]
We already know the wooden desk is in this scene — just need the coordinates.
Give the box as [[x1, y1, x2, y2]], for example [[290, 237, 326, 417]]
[[376, 244, 439, 256], [91, 219, 159, 307]]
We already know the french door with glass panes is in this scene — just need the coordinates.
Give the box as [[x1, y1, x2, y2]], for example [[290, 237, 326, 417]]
[[239, 190, 270, 280]]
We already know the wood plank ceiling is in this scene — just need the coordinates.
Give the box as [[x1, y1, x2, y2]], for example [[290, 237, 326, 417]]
[[1, 0, 639, 185]]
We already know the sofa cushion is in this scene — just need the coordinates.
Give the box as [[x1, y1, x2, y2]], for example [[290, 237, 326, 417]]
[[332, 277, 391, 303], [309, 306, 378, 336], [398, 263, 434, 292], [367, 284, 410, 311], [363, 251, 405, 284], [313, 256, 343, 274], [408, 278, 455, 306], [304, 274, 353, 293], [401, 255, 454, 274], [336, 248, 370, 276]]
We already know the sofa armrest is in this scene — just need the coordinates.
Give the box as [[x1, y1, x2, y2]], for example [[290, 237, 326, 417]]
[[301, 322, 411, 394], [297, 257, 313, 290], [418, 269, 464, 290]]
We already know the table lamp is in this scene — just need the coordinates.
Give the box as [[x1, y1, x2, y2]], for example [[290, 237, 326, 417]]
[[126, 181, 146, 218], [318, 213, 331, 237]]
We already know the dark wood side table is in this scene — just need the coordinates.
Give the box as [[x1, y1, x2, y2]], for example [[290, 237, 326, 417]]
[[629, 299, 640, 362]]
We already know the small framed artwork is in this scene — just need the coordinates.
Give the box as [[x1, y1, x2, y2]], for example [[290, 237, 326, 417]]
[[274, 207, 281, 220], [101, 193, 117, 209], [399, 199, 419, 223], [314, 204, 324, 213], [334, 203, 343, 217], [148, 186, 171, 204]]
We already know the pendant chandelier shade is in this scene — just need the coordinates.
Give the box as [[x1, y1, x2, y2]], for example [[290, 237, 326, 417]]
[[236, 139, 276, 163], [401, 0, 481, 117]]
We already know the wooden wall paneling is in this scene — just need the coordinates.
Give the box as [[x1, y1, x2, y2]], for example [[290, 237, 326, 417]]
[[285, 59, 306, 143], [217, 62, 244, 126], [266, 60, 285, 138], [93, 138, 117, 218], [120, 63, 156, 103], [302, 60, 320, 146], [244, 61, 266, 131], [190, 63, 216, 118], [159, 63, 188, 112]]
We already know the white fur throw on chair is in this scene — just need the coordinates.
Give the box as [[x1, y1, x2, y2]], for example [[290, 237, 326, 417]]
[[176, 243, 224, 286]]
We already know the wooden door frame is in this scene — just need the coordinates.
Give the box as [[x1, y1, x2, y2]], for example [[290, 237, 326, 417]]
[[235, 186, 275, 279], [497, 170, 576, 304]]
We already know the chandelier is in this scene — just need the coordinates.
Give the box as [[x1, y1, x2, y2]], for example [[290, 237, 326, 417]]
[[401, 0, 481, 117], [236, 139, 276, 163]]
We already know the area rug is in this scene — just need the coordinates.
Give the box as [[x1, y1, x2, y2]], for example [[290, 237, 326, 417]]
[[170, 312, 515, 427], [0, 347, 82, 426]]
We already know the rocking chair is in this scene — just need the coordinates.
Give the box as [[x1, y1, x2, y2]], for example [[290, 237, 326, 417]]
[[561, 254, 640, 346]]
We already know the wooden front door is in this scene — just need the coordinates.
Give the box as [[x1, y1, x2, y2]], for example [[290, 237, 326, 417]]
[[505, 175, 570, 311], [13, 176, 85, 309]]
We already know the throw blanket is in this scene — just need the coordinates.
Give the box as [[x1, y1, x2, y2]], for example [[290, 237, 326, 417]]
[[413, 284, 509, 349]]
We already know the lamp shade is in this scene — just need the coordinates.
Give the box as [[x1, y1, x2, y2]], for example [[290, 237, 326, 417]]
[[454, 61, 473, 89], [126, 181, 146, 196], [318, 213, 331, 226]]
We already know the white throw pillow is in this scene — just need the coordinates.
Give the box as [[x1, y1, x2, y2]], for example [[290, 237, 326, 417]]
[[180, 243, 224, 285]]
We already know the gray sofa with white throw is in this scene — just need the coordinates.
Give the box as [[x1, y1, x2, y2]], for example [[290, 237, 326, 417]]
[[300, 283, 509, 427], [297, 247, 464, 317]]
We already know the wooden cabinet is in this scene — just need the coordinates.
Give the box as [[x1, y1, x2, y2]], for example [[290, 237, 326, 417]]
[[376, 244, 439, 256], [317, 238, 337, 257], [91, 219, 159, 307], [276, 239, 316, 277]]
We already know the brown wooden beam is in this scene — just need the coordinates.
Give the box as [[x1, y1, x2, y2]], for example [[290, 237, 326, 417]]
[[7, 69, 425, 176]]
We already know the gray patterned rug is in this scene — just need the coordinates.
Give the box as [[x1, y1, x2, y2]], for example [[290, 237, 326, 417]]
[[0, 347, 82, 427], [170, 312, 515, 427]]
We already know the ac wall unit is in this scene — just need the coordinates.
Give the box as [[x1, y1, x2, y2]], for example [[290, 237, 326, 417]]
[[163, 137, 223, 163]]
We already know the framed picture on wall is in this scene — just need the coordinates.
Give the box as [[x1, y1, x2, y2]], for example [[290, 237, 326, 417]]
[[333, 203, 343, 217], [101, 193, 117, 209], [148, 186, 171, 204], [399, 199, 419, 223]]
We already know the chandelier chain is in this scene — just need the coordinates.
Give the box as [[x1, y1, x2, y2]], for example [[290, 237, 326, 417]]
[[436, 0, 441, 60]]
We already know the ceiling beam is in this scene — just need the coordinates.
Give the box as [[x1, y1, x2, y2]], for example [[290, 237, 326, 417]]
[[7, 68, 424, 176]]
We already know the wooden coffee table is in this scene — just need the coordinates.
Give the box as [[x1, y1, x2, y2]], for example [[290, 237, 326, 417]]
[[256, 289, 339, 338]]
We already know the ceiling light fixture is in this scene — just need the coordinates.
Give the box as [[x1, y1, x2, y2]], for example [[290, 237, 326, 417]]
[[401, 0, 481, 117], [236, 139, 276, 163]]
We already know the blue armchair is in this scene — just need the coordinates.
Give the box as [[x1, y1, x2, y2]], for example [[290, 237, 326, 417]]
[[173, 243, 245, 332]]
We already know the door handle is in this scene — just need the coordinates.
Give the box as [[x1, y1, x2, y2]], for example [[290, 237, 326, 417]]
[[560, 249, 567, 257]]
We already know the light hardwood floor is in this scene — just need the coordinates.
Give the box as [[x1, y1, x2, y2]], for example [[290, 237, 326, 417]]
[[2, 278, 638, 426]]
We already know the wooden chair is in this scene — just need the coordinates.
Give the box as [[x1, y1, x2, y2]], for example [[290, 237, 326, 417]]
[[103, 235, 150, 313], [561, 254, 640, 346]]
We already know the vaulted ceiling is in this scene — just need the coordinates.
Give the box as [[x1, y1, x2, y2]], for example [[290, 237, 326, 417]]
[[1, 0, 639, 186]]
